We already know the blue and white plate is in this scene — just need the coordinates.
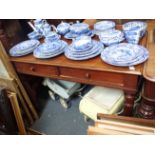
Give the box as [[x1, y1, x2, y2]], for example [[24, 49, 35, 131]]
[[33, 40, 67, 59], [101, 43, 149, 67], [9, 40, 40, 57], [64, 30, 94, 39], [37, 40, 62, 53], [65, 40, 103, 60]]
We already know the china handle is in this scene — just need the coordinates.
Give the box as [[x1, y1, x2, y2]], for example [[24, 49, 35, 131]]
[[51, 25, 58, 33]]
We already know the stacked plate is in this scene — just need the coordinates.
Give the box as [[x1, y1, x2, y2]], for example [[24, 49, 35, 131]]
[[94, 21, 115, 36], [65, 36, 104, 60], [9, 40, 40, 57], [64, 22, 94, 39], [99, 29, 125, 46], [33, 40, 67, 59], [101, 43, 149, 67]]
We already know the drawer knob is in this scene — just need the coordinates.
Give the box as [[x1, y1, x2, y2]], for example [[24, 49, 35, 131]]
[[85, 73, 91, 79], [30, 66, 35, 72]]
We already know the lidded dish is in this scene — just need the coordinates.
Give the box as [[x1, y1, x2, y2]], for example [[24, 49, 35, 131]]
[[57, 21, 70, 35]]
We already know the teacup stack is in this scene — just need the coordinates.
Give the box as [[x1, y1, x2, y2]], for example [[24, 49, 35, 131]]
[[122, 21, 147, 44], [64, 36, 104, 60]]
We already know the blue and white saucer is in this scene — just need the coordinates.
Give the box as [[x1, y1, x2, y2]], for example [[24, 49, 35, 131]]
[[101, 43, 149, 67], [9, 40, 40, 57]]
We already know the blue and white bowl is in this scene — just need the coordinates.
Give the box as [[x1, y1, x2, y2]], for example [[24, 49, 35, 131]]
[[57, 21, 70, 35], [94, 21, 116, 35], [123, 21, 147, 44], [99, 29, 124, 46], [72, 36, 93, 51]]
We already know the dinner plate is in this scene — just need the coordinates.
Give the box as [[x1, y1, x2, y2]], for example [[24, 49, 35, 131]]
[[101, 43, 149, 67], [9, 40, 40, 57], [33, 40, 67, 59]]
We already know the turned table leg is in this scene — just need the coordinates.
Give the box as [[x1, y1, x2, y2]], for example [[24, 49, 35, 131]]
[[120, 92, 136, 116], [137, 80, 155, 119]]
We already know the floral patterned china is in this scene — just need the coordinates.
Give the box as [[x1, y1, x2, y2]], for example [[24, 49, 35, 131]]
[[101, 43, 149, 67], [33, 40, 67, 59], [99, 29, 124, 46], [9, 40, 40, 57], [123, 21, 147, 44], [65, 40, 104, 60], [72, 36, 93, 51], [94, 21, 116, 35], [57, 21, 70, 35]]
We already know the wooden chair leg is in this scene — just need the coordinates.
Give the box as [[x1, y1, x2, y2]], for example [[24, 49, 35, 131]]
[[8, 92, 26, 135]]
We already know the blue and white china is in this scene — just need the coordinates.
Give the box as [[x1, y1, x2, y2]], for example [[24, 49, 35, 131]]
[[70, 21, 89, 35], [64, 40, 104, 60], [64, 30, 94, 39], [72, 36, 92, 51], [44, 31, 61, 42], [123, 21, 147, 44], [42, 23, 51, 36], [94, 21, 115, 35], [9, 40, 40, 57], [57, 21, 70, 35], [33, 40, 67, 59], [27, 31, 42, 40], [101, 43, 149, 67], [99, 29, 124, 46]]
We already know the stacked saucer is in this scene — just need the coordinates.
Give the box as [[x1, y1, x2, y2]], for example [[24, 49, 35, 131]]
[[64, 21, 94, 39], [101, 43, 149, 67], [33, 40, 67, 59], [65, 36, 104, 60], [9, 40, 40, 57], [94, 21, 115, 36], [99, 29, 125, 46]]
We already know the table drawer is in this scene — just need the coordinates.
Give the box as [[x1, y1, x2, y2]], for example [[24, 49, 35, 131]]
[[14, 62, 58, 77], [59, 67, 124, 87]]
